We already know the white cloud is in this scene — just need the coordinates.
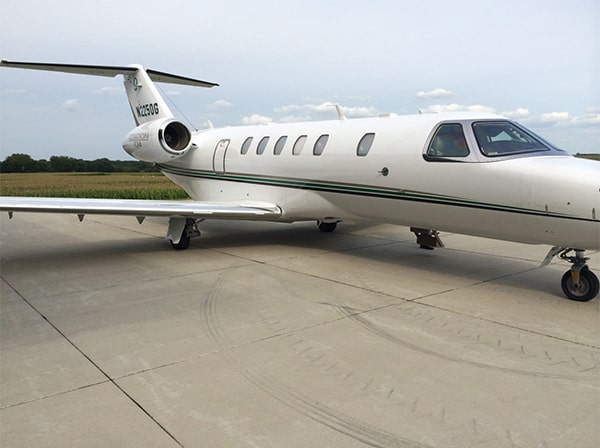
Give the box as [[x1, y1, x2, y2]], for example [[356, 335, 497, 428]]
[[571, 112, 600, 126], [540, 111, 570, 123], [242, 114, 272, 125], [274, 102, 378, 121], [536, 111, 600, 128], [502, 108, 530, 119], [63, 98, 79, 112], [420, 103, 497, 114], [93, 87, 121, 96], [467, 104, 496, 113], [340, 105, 379, 117], [279, 114, 313, 123], [275, 102, 334, 114], [212, 99, 233, 109], [416, 88, 453, 99], [421, 103, 464, 113]]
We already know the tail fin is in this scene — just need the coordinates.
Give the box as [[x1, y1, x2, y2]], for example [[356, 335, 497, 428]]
[[0, 60, 218, 126], [123, 64, 175, 125]]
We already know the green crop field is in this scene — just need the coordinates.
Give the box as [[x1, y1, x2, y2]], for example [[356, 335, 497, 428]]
[[0, 172, 190, 199]]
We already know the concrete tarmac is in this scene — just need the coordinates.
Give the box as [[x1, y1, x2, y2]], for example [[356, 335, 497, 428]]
[[1, 213, 598, 447]]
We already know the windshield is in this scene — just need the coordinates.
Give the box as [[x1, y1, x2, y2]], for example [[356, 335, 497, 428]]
[[472, 121, 550, 157]]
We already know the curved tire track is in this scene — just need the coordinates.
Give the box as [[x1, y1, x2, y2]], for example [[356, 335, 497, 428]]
[[241, 367, 431, 448], [337, 305, 597, 381], [197, 271, 431, 448]]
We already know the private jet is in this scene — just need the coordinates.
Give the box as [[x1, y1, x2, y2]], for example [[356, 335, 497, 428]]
[[1, 60, 598, 301]]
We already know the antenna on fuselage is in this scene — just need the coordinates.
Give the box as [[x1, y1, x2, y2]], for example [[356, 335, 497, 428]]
[[334, 104, 347, 121]]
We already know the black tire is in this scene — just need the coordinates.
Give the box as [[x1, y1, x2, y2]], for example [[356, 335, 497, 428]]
[[561, 268, 599, 302], [318, 221, 337, 233], [170, 229, 191, 250]]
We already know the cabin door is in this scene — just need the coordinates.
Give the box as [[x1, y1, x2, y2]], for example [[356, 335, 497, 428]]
[[212, 139, 229, 174]]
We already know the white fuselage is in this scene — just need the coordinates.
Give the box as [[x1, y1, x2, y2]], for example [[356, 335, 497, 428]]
[[160, 112, 600, 250]]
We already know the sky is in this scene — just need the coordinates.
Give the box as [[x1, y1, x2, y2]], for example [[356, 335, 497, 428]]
[[0, 0, 598, 160]]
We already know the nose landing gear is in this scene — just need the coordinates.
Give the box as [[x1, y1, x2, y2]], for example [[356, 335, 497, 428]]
[[558, 249, 599, 302]]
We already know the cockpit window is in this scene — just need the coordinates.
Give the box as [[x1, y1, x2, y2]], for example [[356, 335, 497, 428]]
[[473, 121, 549, 157], [427, 124, 469, 157]]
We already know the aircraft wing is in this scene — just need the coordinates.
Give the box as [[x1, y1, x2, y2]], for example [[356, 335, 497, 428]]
[[0, 197, 282, 221]]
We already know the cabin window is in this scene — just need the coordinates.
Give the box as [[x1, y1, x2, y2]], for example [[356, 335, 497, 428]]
[[313, 134, 329, 156], [274, 136, 288, 155], [257, 136, 270, 155], [472, 121, 550, 157], [427, 124, 469, 157], [292, 135, 307, 155], [241, 137, 253, 155], [357, 133, 375, 156]]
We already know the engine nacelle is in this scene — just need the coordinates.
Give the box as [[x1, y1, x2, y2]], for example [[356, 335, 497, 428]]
[[122, 118, 193, 163]]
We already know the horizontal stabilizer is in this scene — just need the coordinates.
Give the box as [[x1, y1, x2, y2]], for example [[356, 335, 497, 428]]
[[0, 60, 219, 87], [146, 68, 219, 88]]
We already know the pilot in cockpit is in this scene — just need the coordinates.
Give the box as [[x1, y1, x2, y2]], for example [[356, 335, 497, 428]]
[[428, 124, 470, 157]]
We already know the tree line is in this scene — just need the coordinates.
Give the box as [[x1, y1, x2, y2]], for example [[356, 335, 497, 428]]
[[0, 153, 159, 173], [3, 151, 597, 174]]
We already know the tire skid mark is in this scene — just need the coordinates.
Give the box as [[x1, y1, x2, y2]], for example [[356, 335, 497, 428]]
[[399, 303, 599, 372], [195, 273, 569, 447], [337, 306, 596, 381], [288, 338, 383, 399], [196, 272, 431, 447], [199, 270, 234, 349], [241, 367, 431, 448]]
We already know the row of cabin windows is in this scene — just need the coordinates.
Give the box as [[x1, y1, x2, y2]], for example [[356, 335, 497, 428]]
[[239, 133, 375, 157]]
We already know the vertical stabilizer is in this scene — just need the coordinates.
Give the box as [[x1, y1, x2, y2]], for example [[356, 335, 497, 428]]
[[123, 64, 174, 126]]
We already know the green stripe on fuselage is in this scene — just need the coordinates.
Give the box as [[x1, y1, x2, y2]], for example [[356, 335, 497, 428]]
[[158, 164, 582, 220]]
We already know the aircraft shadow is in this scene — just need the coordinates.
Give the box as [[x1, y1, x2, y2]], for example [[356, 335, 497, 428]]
[[1, 220, 561, 298]]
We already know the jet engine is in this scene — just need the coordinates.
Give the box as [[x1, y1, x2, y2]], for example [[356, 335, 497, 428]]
[[122, 118, 193, 163]]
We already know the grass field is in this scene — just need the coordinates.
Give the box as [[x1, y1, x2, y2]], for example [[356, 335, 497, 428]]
[[0, 172, 190, 199], [577, 154, 600, 161]]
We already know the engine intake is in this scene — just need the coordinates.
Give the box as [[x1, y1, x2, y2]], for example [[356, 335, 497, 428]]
[[123, 118, 193, 163]]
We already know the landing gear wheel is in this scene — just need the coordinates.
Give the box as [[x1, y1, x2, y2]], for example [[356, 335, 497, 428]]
[[318, 221, 337, 233], [561, 267, 600, 302], [170, 218, 196, 250], [171, 231, 191, 250]]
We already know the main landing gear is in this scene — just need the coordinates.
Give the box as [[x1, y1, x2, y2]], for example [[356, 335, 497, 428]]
[[556, 249, 600, 302], [411, 227, 445, 250], [168, 217, 202, 250], [317, 220, 338, 233]]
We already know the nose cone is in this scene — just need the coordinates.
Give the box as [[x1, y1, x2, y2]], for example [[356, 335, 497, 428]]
[[510, 155, 599, 249], [531, 156, 599, 218]]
